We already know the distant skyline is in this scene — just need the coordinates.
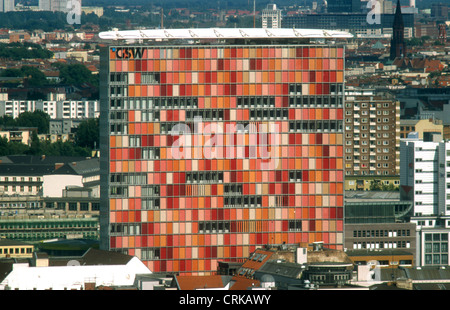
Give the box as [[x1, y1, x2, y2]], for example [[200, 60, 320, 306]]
[[14, 0, 450, 10]]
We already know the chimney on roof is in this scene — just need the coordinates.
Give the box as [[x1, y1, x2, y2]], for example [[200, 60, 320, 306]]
[[312, 241, 324, 252], [33, 252, 49, 267], [296, 247, 308, 264], [55, 163, 64, 170], [84, 282, 96, 290]]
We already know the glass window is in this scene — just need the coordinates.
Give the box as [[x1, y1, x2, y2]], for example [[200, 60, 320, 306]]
[[433, 243, 441, 253], [69, 203, 77, 211], [433, 254, 441, 265], [80, 203, 89, 211]]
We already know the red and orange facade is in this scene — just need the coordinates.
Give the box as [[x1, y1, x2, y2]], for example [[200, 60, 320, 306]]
[[100, 36, 346, 275]]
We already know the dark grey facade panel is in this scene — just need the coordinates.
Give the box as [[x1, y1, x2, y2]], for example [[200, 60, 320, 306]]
[[99, 46, 110, 251], [282, 13, 415, 33]]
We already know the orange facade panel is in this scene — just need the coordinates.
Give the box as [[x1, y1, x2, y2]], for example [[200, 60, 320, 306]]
[[105, 44, 345, 275]]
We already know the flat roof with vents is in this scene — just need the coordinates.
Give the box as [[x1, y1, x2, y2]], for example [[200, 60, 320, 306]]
[[99, 27, 353, 41]]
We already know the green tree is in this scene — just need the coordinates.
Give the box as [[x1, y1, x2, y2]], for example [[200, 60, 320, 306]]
[[43, 141, 90, 157], [16, 110, 50, 134], [75, 118, 99, 149], [55, 63, 98, 86], [0, 66, 48, 86], [369, 180, 382, 191], [5, 142, 29, 155], [0, 136, 10, 155], [0, 123, 94, 157], [0, 115, 16, 128], [27, 91, 48, 100], [26, 131, 43, 155], [382, 183, 399, 191], [0, 68, 22, 77], [0, 42, 53, 60], [0, 11, 73, 32], [20, 66, 48, 87]]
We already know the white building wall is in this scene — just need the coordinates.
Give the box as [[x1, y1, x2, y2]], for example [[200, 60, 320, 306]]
[[0, 257, 152, 290], [1, 100, 37, 119], [401, 139, 450, 267], [0, 100, 99, 119], [401, 139, 439, 216], [261, 4, 282, 29], [416, 228, 450, 266], [0, 175, 42, 196], [1, 0, 15, 12], [39, 101, 58, 119], [42, 174, 83, 197], [438, 141, 450, 216], [401, 138, 450, 217], [39, 0, 51, 11]]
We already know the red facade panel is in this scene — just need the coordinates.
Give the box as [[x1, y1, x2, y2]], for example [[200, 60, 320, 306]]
[[107, 44, 345, 275]]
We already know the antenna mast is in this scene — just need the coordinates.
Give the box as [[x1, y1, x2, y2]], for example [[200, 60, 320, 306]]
[[253, 0, 256, 28]]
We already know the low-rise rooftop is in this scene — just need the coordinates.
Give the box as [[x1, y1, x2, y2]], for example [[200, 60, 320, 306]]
[[99, 27, 353, 41]]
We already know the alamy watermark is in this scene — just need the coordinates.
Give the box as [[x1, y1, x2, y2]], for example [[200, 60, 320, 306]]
[[366, 0, 381, 25], [170, 117, 281, 170], [66, 0, 82, 25]]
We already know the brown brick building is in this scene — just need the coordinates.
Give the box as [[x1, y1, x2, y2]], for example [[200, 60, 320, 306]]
[[344, 223, 416, 259], [344, 91, 400, 178], [345, 248, 414, 268]]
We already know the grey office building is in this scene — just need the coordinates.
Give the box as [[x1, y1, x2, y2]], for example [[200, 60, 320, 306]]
[[283, 13, 415, 37]]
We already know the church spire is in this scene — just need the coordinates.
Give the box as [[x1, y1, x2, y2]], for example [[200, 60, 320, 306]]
[[390, 0, 407, 60], [393, 0, 404, 27]]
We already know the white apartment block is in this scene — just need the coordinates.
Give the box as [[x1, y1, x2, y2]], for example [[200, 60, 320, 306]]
[[0, 175, 42, 197], [400, 139, 439, 216], [0, 100, 99, 119], [261, 4, 282, 29], [0, 0, 15, 12], [38, 0, 51, 11], [400, 136, 450, 266], [39, 0, 81, 13]]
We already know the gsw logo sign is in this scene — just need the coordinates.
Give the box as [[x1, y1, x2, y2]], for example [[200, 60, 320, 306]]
[[112, 47, 145, 59]]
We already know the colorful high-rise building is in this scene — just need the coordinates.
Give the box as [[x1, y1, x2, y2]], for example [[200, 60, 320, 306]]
[[99, 28, 351, 275]]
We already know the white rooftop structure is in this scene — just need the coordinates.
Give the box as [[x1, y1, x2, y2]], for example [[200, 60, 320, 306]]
[[0, 249, 152, 290], [99, 27, 353, 41], [1, 259, 150, 290]]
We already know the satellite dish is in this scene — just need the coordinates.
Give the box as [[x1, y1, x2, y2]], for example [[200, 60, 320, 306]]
[[367, 260, 381, 281], [261, 274, 275, 283], [367, 260, 379, 269], [67, 260, 81, 267]]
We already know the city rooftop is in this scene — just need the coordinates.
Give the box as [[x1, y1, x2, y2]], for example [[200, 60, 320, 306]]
[[99, 27, 354, 41]]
